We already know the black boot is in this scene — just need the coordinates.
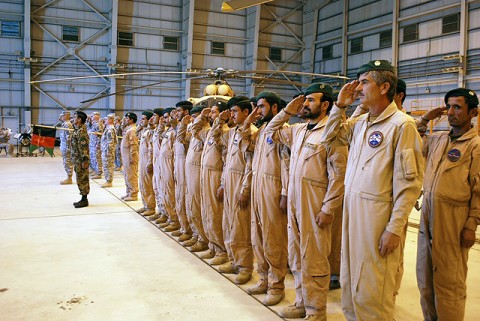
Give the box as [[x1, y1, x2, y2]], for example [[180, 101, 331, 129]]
[[74, 195, 89, 208]]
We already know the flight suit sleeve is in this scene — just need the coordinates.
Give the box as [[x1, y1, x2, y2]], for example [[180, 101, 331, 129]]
[[147, 131, 154, 167], [280, 144, 291, 197], [388, 121, 425, 236], [240, 126, 257, 196], [191, 116, 208, 142], [264, 110, 293, 148], [465, 146, 480, 231], [177, 123, 191, 146], [321, 145, 348, 216], [320, 105, 356, 148], [129, 129, 139, 164]]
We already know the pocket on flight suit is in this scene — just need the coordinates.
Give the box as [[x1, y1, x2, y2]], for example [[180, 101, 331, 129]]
[[399, 148, 418, 180], [301, 232, 329, 276], [353, 259, 387, 305], [435, 245, 464, 300]]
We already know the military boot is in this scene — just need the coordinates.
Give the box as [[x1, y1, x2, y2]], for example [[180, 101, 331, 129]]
[[234, 271, 252, 285], [189, 241, 208, 252], [60, 176, 73, 185], [101, 181, 112, 188], [263, 289, 285, 306], [279, 304, 306, 319], [155, 214, 168, 224], [74, 195, 89, 208]]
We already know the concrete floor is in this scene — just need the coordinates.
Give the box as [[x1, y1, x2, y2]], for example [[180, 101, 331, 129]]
[[1, 151, 479, 321]]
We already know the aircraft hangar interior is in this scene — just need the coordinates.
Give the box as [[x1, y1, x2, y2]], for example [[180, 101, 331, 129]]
[[0, 0, 479, 321]]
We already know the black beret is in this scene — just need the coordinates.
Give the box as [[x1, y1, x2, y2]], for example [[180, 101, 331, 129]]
[[162, 107, 175, 115], [397, 79, 407, 94], [250, 96, 258, 105], [191, 106, 204, 115], [304, 83, 333, 99], [142, 110, 154, 119], [125, 112, 137, 122], [75, 111, 87, 122], [175, 100, 193, 108], [214, 101, 228, 112], [256, 91, 281, 106], [444, 88, 479, 106], [153, 108, 164, 116], [357, 60, 395, 78], [227, 96, 250, 108]]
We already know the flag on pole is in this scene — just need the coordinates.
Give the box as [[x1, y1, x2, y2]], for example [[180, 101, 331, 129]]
[[30, 125, 56, 157]]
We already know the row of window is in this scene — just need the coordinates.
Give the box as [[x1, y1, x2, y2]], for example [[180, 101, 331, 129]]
[[322, 13, 460, 59]]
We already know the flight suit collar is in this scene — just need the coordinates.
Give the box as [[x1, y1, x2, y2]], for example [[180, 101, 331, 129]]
[[307, 115, 328, 131], [449, 126, 478, 142], [368, 101, 398, 125]]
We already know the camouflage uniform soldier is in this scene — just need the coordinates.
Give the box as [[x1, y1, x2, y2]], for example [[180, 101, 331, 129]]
[[59, 111, 74, 184], [100, 114, 117, 188], [114, 116, 123, 171], [0, 127, 14, 156], [87, 112, 104, 178], [71, 111, 90, 208]]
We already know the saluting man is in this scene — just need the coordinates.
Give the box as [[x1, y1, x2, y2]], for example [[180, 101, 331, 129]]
[[416, 88, 480, 321], [321, 60, 424, 321], [71, 111, 90, 208], [120, 112, 139, 201], [136, 110, 156, 216], [265, 84, 348, 320]]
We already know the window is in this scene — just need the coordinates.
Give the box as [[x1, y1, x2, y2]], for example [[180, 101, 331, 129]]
[[350, 37, 363, 54], [1, 20, 21, 37], [164, 36, 179, 51], [403, 23, 418, 42], [269, 47, 282, 61], [379, 30, 392, 48], [62, 26, 79, 42], [322, 45, 333, 60], [211, 41, 225, 55], [442, 13, 460, 34], [118, 31, 133, 47]]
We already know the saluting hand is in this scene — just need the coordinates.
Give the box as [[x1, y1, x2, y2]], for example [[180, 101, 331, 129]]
[[182, 115, 193, 125], [422, 106, 446, 121], [219, 110, 230, 122], [284, 95, 305, 116], [379, 230, 400, 256], [244, 106, 261, 126], [337, 80, 360, 108], [201, 108, 211, 118]]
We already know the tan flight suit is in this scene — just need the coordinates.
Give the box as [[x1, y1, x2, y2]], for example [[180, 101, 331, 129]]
[[159, 126, 177, 223], [416, 127, 480, 321], [139, 126, 155, 212], [174, 124, 193, 235], [152, 125, 165, 214], [212, 118, 257, 273], [266, 112, 347, 317], [121, 124, 139, 198], [321, 102, 424, 321], [192, 115, 228, 257], [245, 122, 289, 292], [180, 122, 209, 244]]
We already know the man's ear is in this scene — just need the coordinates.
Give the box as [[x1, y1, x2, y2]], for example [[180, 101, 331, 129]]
[[380, 82, 391, 95], [469, 107, 478, 118]]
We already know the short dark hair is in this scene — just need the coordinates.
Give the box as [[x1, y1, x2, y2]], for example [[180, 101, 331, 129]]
[[75, 111, 87, 123]]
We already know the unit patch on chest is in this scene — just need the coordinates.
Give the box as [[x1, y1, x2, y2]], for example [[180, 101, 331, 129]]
[[207, 139, 214, 146], [447, 148, 461, 162], [266, 137, 274, 145], [368, 131, 383, 148]]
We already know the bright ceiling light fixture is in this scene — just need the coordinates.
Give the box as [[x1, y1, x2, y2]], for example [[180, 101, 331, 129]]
[[221, 0, 274, 12]]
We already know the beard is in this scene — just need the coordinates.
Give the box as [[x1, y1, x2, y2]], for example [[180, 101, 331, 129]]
[[298, 107, 320, 119]]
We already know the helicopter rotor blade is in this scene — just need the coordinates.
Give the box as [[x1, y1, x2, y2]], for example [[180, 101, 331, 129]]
[[236, 70, 350, 80]]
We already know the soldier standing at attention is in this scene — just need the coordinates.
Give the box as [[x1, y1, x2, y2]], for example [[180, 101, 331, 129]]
[[416, 88, 479, 321], [87, 112, 104, 179], [100, 113, 117, 188], [265, 84, 348, 320], [114, 116, 123, 171], [213, 96, 257, 285], [321, 60, 424, 321], [121, 112, 139, 201], [136, 110, 156, 217], [191, 102, 230, 265], [242, 91, 290, 306], [150, 108, 166, 223], [71, 111, 90, 208], [59, 111, 74, 185]]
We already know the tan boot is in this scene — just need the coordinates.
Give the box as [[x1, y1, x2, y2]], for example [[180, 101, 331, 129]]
[[181, 238, 197, 247], [91, 174, 102, 179], [209, 254, 228, 266], [142, 209, 155, 216], [234, 271, 251, 285], [189, 241, 208, 252], [155, 214, 168, 224], [262, 290, 285, 306], [124, 196, 138, 201], [279, 304, 306, 319], [199, 250, 215, 260], [178, 233, 192, 242], [60, 176, 72, 185], [157, 221, 170, 228], [148, 214, 160, 221], [136, 207, 146, 214], [163, 222, 180, 232], [101, 181, 112, 188], [171, 230, 182, 237], [247, 281, 268, 295], [218, 261, 236, 274]]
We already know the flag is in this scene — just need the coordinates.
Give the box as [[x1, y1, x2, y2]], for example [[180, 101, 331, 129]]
[[30, 125, 56, 157]]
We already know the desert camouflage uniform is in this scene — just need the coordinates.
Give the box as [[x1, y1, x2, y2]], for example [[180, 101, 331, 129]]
[[87, 119, 104, 175], [0, 128, 14, 156], [114, 121, 123, 169], [60, 120, 73, 176], [71, 123, 90, 195], [101, 123, 117, 183]]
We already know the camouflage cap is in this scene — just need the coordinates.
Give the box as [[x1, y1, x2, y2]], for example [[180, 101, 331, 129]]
[[304, 83, 333, 99], [357, 60, 395, 78], [444, 88, 479, 106]]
